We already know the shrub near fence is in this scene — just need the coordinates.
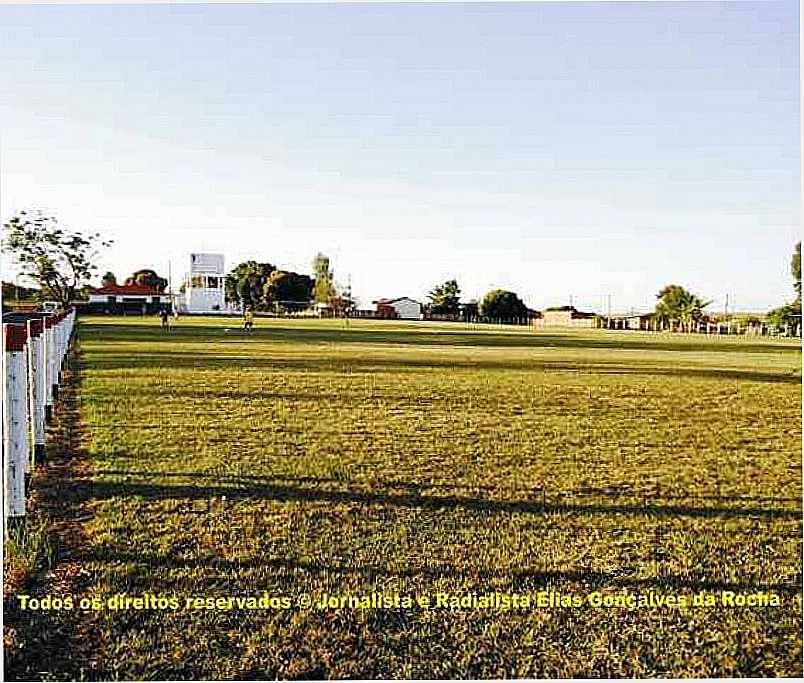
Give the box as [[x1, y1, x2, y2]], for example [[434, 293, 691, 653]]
[[2, 308, 76, 534]]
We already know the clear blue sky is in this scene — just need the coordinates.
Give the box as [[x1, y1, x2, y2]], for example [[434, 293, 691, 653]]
[[1, 1, 799, 312]]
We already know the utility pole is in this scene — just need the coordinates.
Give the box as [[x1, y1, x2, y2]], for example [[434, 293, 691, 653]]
[[168, 259, 177, 316]]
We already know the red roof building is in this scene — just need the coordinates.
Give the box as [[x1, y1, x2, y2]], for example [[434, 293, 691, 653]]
[[88, 284, 170, 305], [89, 284, 162, 297]]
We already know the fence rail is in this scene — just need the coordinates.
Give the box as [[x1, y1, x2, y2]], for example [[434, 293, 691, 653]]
[[596, 317, 802, 337], [2, 307, 76, 534]]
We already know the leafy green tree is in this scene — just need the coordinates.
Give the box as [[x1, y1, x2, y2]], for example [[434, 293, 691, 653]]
[[1, 280, 39, 302], [338, 279, 355, 314], [125, 268, 168, 292], [263, 270, 314, 306], [75, 284, 93, 301], [101, 271, 117, 287], [479, 289, 528, 319], [3, 210, 112, 308], [428, 279, 461, 315], [225, 261, 275, 309], [766, 243, 802, 331], [767, 302, 800, 329], [654, 285, 710, 325], [312, 252, 336, 305]]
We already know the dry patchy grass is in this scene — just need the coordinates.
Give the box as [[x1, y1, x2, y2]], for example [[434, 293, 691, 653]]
[[5, 317, 802, 679]]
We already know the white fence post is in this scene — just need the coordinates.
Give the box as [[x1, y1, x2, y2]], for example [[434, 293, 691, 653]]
[[55, 312, 64, 380], [43, 315, 55, 422], [62, 310, 70, 360], [26, 318, 46, 465], [3, 324, 29, 533]]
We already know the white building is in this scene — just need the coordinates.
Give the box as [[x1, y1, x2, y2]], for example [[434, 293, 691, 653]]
[[373, 297, 423, 320], [177, 253, 227, 314]]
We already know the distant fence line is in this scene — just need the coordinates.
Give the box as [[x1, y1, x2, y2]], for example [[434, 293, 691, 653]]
[[596, 316, 802, 337], [2, 308, 76, 535], [461, 316, 532, 326], [447, 316, 801, 336]]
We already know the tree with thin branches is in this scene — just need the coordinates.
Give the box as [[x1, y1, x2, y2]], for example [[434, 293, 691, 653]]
[[3, 210, 112, 309]]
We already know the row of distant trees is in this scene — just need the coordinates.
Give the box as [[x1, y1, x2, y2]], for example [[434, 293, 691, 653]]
[[99, 269, 168, 291], [222, 253, 353, 312], [427, 280, 529, 319], [224, 261, 313, 310], [409, 242, 802, 324], [650, 242, 800, 327], [2, 211, 801, 326]]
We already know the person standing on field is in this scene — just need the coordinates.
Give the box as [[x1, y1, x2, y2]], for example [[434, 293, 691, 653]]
[[243, 306, 255, 333], [160, 307, 170, 331]]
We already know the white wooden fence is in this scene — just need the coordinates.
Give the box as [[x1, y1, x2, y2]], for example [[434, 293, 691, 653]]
[[2, 308, 76, 534], [598, 316, 802, 337]]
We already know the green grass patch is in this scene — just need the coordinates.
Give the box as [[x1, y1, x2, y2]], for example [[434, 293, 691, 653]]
[[3, 513, 55, 594], [10, 316, 803, 679]]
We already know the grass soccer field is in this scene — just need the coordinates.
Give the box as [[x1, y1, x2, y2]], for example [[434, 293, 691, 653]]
[[5, 316, 803, 679]]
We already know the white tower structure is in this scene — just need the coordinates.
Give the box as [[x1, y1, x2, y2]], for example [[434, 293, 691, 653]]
[[181, 253, 226, 313]]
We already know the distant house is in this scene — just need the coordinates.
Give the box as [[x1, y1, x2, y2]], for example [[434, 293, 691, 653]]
[[605, 313, 655, 330], [373, 297, 423, 320], [458, 301, 479, 321], [374, 302, 397, 319], [532, 306, 596, 328], [83, 284, 170, 315], [627, 313, 654, 330]]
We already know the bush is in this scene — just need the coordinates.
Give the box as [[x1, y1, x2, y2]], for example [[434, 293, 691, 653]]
[[767, 302, 801, 330], [479, 289, 528, 319]]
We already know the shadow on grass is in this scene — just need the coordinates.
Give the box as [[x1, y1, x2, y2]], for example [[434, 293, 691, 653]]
[[79, 351, 802, 384], [93, 469, 804, 506], [81, 547, 803, 597], [70, 476, 803, 521], [79, 322, 802, 356]]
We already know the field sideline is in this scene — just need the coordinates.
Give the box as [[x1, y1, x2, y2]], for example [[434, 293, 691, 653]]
[[5, 316, 803, 679]]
